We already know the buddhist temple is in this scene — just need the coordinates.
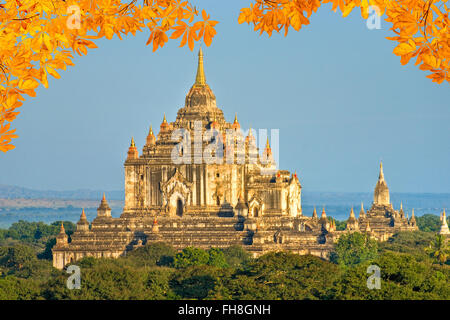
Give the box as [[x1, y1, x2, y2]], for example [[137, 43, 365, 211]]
[[52, 50, 418, 269]]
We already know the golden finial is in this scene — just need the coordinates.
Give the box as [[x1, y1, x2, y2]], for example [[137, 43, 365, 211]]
[[60, 222, 65, 233], [149, 125, 154, 136], [130, 137, 135, 147], [379, 160, 384, 180], [162, 113, 167, 123], [400, 201, 403, 210], [266, 136, 270, 148], [194, 47, 206, 87], [350, 207, 355, 217], [102, 192, 106, 201], [234, 113, 238, 123], [411, 208, 415, 218], [81, 208, 87, 220]]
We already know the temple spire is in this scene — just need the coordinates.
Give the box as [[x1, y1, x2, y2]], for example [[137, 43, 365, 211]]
[[232, 112, 240, 129], [80, 208, 87, 220], [379, 160, 384, 181], [127, 137, 138, 160], [374, 161, 390, 205], [349, 207, 355, 219], [146, 125, 156, 146], [194, 47, 206, 87], [439, 209, 450, 235]]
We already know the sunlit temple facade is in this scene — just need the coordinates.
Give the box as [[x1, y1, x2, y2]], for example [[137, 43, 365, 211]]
[[52, 50, 419, 269]]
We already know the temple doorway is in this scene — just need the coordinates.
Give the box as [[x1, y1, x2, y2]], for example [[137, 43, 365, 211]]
[[176, 198, 183, 217], [253, 207, 259, 217]]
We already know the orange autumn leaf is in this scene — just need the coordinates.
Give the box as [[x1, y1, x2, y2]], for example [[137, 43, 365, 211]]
[[19, 79, 40, 90], [393, 42, 416, 56]]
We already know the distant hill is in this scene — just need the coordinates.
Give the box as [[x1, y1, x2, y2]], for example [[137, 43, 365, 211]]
[[0, 184, 124, 200]]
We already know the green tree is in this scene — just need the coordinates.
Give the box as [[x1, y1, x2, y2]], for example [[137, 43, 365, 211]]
[[222, 245, 251, 268], [334, 251, 450, 300], [0, 276, 41, 300], [170, 265, 230, 300], [229, 252, 341, 300], [38, 238, 56, 260], [417, 214, 449, 232], [425, 234, 449, 265], [0, 245, 57, 279], [125, 242, 176, 267], [173, 247, 210, 269], [145, 268, 177, 299], [0, 245, 37, 271], [379, 231, 435, 263], [207, 248, 229, 268], [331, 232, 378, 269]]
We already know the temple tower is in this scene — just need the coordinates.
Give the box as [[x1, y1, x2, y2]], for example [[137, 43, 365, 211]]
[[76, 209, 90, 232], [346, 207, 359, 231], [374, 161, 390, 206], [96, 193, 112, 218], [439, 209, 450, 235]]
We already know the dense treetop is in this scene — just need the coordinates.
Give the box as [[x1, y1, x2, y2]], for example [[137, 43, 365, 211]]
[[0, 219, 448, 300]]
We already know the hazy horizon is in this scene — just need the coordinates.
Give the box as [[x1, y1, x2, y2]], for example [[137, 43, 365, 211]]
[[2, 183, 450, 195]]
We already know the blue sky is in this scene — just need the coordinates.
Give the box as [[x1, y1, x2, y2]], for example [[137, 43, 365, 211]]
[[0, 1, 449, 193]]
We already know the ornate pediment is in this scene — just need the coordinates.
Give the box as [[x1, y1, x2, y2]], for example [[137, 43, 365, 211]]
[[160, 168, 193, 211], [248, 194, 264, 217]]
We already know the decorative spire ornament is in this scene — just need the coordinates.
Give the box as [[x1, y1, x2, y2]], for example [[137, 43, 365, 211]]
[[194, 47, 206, 87]]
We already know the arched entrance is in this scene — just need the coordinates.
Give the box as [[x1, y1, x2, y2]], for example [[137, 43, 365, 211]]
[[176, 198, 183, 217], [253, 207, 259, 217]]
